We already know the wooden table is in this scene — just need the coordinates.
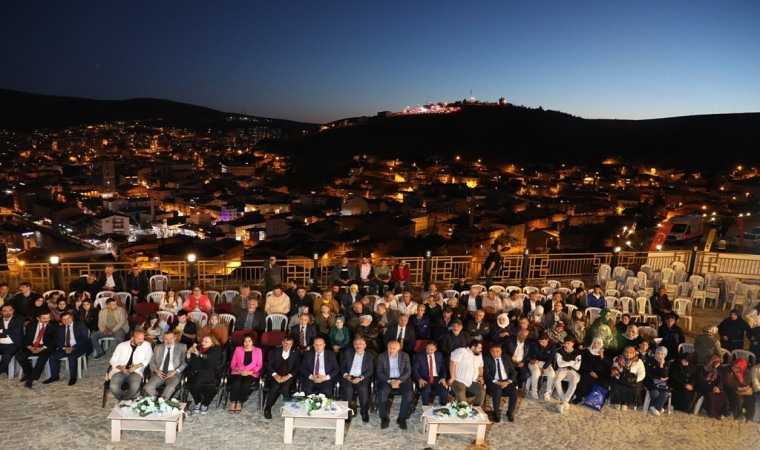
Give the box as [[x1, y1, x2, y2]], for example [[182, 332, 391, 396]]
[[107, 402, 186, 444], [281, 400, 350, 445], [421, 405, 490, 445]]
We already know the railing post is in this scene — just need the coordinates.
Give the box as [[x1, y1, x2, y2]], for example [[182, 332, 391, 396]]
[[688, 246, 698, 277], [520, 249, 530, 287], [423, 250, 432, 291], [311, 252, 320, 291]]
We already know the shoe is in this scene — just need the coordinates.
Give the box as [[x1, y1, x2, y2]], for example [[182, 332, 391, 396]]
[[264, 408, 272, 419], [24, 379, 33, 389], [649, 406, 660, 416], [361, 413, 369, 423], [492, 414, 501, 423], [507, 414, 515, 422], [236, 402, 243, 413], [557, 403, 565, 413], [42, 377, 60, 384], [562, 402, 570, 413], [20, 375, 30, 382], [229, 402, 236, 413], [68, 378, 77, 386], [193, 404, 202, 414], [397, 419, 407, 430], [542, 393, 551, 401], [612, 403, 620, 410], [621, 404, 628, 411], [529, 391, 538, 399], [381, 418, 390, 429], [93, 353, 105, 360], [201, 405, 209, 415]]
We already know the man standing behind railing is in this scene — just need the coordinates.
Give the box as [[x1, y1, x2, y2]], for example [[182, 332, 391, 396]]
[[263, 256, 282, 293]]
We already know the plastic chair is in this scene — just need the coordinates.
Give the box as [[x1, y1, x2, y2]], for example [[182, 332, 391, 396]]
[[547, 280, 561, 289], [96, 290, 116, 300], [523, 286, 539, 295], [220, 290, 239, 303], [720, 348, 731, 364], [307, 291, 322, 299], [489, 285, 506, 293], [672, 299, 693, 330], [157, 311, 174, 325], [204, 290, 220, 304], [443, 290, 459, 299], [149, 275, 169, 292], [189, 311, 208, 328], [218, 313, 237, 332], [505, 286, 522, 294], [43, 289, 66, 299], [635, 297, 659, 325], [619, 297, 635, 314], [60, 354, 88, 380], [114, 292, 133, 313], [731, 349, 756, 366], [704, 286, 720, 308], [585, 307, 601, 322], [177, 290, 192, 301], [642, 390, 671, 415], [471, 284, 486, 293], [608, 309, 622, 323], [570, 280, 585, 290], [678, 343, 694, 355], [265, 313, 288, 332], [565, 304, 577, 317]]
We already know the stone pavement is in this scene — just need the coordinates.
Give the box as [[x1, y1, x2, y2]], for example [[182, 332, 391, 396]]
[[1, 350, 759, 450]]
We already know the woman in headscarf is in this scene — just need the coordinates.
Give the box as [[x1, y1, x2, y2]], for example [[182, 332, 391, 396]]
[[723, 358, 754, 420], [608, 346, 646, 410], [573, 337, 610, 404], [568, 308, 587, 350], [341, 284, 362, 315], [584, 307, 615, 347], [670, 352, 698, 412], [527, 305, 545, 332], [718, 309, 750, 352], [199, 313, 229, 346], [644, 346, 671, 415], [694, 325, 722, 365], [328, 315, 351, 357], [597, 323, 617, 354], [490, 313, 511, 345], [546, 321, 568, 346], [618, 324, 642, 353], [696, 354, 730, 419]]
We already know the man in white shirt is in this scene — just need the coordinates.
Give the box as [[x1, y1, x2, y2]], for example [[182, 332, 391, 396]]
[[144, 331, 187, 399], [448, 340, 485, 407], [108, 330, 153, 401], [390, 291, 418, 317]]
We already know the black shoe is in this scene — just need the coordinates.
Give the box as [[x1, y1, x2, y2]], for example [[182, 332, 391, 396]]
[[93, 353, 105, 360], [361, 413, 369, 423], [264, 409, 272, 419], [492, 414, 501, 423], [24, 379, 33, 389], [507, 414, 515, 422], [397, 419, 407, 430], [68, 378, 77, 386], [42, 377, 60, 384], [381, 418, 390, 429], [20, 375, 30, 382]]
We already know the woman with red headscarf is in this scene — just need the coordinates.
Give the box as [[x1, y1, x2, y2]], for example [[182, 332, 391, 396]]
[[696, 354, 730, 419], [723, 358, 754, 420]]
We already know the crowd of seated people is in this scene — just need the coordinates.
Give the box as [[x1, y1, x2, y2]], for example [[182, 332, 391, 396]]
[[3, 261, 760, 428]]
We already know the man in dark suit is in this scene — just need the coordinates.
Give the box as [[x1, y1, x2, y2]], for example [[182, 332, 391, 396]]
[[125, 264, 149, 303], [299, 337, 339, 396], [289, 312, 317, 353], [412, 340, 449, 406], [340, 336, 374, 422], [0, 304, 24, 375], [16, 310, 58, 388], [376, 339, 413, 430], [503, 329, 533, 386], [144, 331, 187, 399], [46, 311, 90, 385], [264, 335, 300, 419], [97, 264, 124, 292], [483, 344, 518, 422], [383, 314, 415, 354], [523, 291, 541, 316]]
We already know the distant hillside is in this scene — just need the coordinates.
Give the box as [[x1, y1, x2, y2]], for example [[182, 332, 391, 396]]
[[0, 89, 315, 131], [276, 104, 760, 179]]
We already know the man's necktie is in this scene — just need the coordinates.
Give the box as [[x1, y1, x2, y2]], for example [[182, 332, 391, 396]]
[[314, 353, 320, 376], [398, 327, 404, 347], [34, 325, 45, 347], [300, 327, 306, 347], [65, 326, 71, 347], [496, 358, 504, 381], [428, 354, 435, 384], [162, 347, 172, 372]]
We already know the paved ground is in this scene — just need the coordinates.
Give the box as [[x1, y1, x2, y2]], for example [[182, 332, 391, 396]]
[[1, 305, 758, 450]]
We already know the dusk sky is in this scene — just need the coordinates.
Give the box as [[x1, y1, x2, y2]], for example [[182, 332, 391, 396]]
[[2, 1, 759, 124]]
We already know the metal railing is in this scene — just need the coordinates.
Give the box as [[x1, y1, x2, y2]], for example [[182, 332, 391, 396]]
[[2, 250, 759, 293]]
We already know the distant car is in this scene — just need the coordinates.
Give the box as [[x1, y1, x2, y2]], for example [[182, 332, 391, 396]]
[[733, 227, 760, 246]]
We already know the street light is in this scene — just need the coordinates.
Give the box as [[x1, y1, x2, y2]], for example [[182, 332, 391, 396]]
[[187, 253, 196, 263], [49, 255, 60, 265], [49, 255, 60, 289], [187, 253, 197, 288]]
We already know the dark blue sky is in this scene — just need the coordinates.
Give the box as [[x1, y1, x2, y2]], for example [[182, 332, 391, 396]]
[[2, 1, 759, 123]]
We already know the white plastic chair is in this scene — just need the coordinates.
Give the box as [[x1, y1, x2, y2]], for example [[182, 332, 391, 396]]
[[678, 343, 694, 355], [585, 307, 601, 322], [636, 297, 659, 325], [96, 290, 115, 300], [605, 289, 620, 298], [42, 289, 66, 299], [704, 286, 720, 308], [731, 349, 756, 366], [114, 292, 133, 313], [642, 390, 671, 415], [189, 311, 208, 328], [671, 261, 686, 272], [505, 286, 522, 294], [93, 297, 108, 310], [672, 299, 693, 331], [523, 286, 539, 295], [541, 286, 555, 296], [606, 297, 620, 310], [147, 291, 165, 303], [157, 311, 174, 324], [204, 290, 220, 304], [596, 264, 611, 286], [619, 297, 635, 314], [443, 289, 460, 299], [565, 304, 577, 317], [608, 309, 622, 323], [660, 268, 675, 285], [488, 285, 506, 293], [218, 313, 237, 331], [220, 290, 239, 303], [471, 284, 487, 293], [265, 313, 289, 332], [177, 289, 192, 301], [547, 280, 561, 289], [307, 291, 322, 299], [149, 275, 169, 292], [557, 287, 571, 296]]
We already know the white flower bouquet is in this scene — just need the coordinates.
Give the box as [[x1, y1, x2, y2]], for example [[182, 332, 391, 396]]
[[121, 396, 181, 417], [433, 401, 476, 419], [292, 392, 332, 416]]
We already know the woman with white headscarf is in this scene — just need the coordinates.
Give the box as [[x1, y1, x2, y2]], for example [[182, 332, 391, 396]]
[[490, 313, 511, 345], [573, 337, 610, 404]]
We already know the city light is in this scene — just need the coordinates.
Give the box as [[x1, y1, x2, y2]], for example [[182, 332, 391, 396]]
[[49, 255, 60, 265], [187, 253, 196, 262]]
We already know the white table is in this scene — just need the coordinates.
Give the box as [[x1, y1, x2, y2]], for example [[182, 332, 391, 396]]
[[107, 402, 185, 444], [421, 405, 490, 445], [281, 400, 350, 445]]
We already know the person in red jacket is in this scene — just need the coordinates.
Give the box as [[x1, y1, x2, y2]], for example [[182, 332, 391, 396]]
[[392, 259, 411, 293], [183, 287, 212, 315]]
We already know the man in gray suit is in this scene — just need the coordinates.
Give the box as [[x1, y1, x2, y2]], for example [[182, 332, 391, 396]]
[[144, 331, 187, 400], [376, 339, 412, 430]]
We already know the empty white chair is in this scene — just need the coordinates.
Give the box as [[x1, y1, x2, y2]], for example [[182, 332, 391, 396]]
[[606, 297, 620, 310], [704, 286, 720, 308], [149, 275, 169, 292], [147, 291, 165, 303], [640, 265, 653, 281], [546, 280, 561, 289], [265, 313, 288, 332], [541, 286, 555, 296], [619, 297, 635, 314], [557, 287, 571, 296], [612, 266, 627, 285], [673, 299, 693, 331], [570, 280, 585, 290], [605, 289, 620, 298], [671, 261, 686, 272], [605, 280, 617, 291], [565, 304, 578, 317], [636, 271, 648, 290], [688, 275, 704, 290], [204, 290, 220, 304], [674, 282, 693, 302], [523, 286, 539, 295], [660, 268, 675, 285], [597, 264, 612, 287], [622, 277, 639, 297], [636, 297, 659, 325]]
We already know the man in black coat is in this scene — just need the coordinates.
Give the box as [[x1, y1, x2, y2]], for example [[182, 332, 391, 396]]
[[483, 344, 518, 422], [0, 304, 24, 375], [46, 311, 90, 385], [503, 329, 533, 386], [412, 340, 449, 406], [263, 335, 300, 419], [383, 314, 415, 354], [289, 312, 317, 352], [125, 264, 149, 303], [340, 336, 375, 422], [16, 310, 58, 388], [299, 337, 339, 396]]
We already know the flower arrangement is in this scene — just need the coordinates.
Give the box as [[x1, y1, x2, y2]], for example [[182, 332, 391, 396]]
[[433, 401, 477, 419], [292, 392, 332, 416], [121, 396, 181, 417]]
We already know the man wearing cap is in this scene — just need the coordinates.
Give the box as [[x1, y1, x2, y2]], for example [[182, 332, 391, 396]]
[[355, 314, 380, 354], [448, 339, 485, 407], [440, 318, 470, 359], [658, 313, 685, 360]]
